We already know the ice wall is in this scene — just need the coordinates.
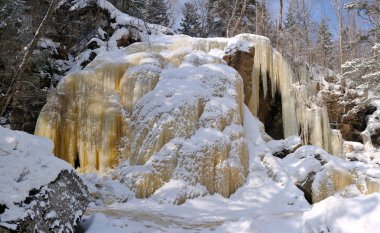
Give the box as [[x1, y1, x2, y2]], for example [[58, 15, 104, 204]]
[[35, 40, 249, 202], [167, 34, 341, 154], [35, 34, 343, 201], [35, 54, 163, 172]]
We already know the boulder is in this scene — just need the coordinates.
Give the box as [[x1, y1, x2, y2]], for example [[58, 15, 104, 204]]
[[280, 145, 380, 203], [0, 127, 89, 232], [267, 136, 302, 158], [361, 108, 380, 148]]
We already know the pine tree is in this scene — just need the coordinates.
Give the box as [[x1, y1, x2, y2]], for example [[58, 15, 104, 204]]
[[283, 0, 297, 29], [256, 0, 276, 41], [143, 0, 170, 27], [317, 18, 333, 68], [207, 0, 256, 37], [179, 3, 202, 37]]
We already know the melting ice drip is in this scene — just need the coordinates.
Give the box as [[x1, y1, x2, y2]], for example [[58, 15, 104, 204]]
[[34, 34, 346, 202]]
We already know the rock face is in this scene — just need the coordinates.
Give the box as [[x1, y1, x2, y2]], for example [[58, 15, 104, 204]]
[[361, 106, 380, 147], [0, 0, 111, 133], [322, 88, 377, 143], [0, 126, 89, 232]]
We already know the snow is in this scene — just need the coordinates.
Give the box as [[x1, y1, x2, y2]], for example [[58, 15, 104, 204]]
[[0, 126, 73, 229], [96, 0, 173, 35], [302, 194, 380, 233], [77, 107, 380, 233], [78, 107, 311, 232]]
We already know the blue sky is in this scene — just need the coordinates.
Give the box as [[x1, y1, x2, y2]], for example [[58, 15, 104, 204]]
[[268, 0, 358, 37]]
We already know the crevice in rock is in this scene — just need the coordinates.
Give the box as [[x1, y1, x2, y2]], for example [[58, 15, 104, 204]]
[[0, 204, 7, 215], [258, 74, 284, 140], [75, 152, 81, 169]]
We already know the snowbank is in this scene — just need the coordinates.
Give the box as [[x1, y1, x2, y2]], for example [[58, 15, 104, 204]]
[[302, 194, 380, 233]]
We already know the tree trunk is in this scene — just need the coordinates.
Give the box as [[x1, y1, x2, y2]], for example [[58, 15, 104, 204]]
[[0, 0, 59, 118], [331, 0, 344, 73], [279, 0, 283, 32]]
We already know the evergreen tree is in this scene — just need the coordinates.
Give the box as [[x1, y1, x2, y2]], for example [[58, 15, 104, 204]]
[[317, 18, 333, 68], [179, 3, 202, 37], [283, 0, 297, 29], [207, 0, 256, 37], [256, 0, 276, 41], [143, 0, 170, 27]]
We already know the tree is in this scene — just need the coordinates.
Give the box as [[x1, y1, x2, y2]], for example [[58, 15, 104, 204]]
[[0, 0, 59, 118], [256, 0, 277, 41], [331, 0, 345, 73], [284, 0, 297, 29], [179, 2, 202, 37], [281, 0, 313, 64], [207, 0, 256, 37], [143, 0, 170, 27], [279, 0, 283, 32], [346, 0, 380, 47], [317, 18, 334, 68]]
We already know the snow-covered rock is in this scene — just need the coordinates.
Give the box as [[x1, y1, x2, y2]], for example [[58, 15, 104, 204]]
[[267, 136, 302, 158], [280, 145, 380, 203], [0, 127, 89, 232]]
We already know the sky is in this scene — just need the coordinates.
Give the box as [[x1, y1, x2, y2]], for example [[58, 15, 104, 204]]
[[171, 0, 369, 37], [268, 0, 342, 35], [268, 0, 371, 37]]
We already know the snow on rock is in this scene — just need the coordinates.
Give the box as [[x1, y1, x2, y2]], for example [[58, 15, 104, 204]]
[[280, 145, 380, 203], [114, 62, 248, 203], [302, 193, 380, 233], [361, 106, 380, 148], [267, 136, 302, 158], [96, 0, 174, 35], [0, 126, 89, 232]]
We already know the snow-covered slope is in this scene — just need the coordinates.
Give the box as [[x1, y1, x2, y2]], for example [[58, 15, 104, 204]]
[[77, 107, 380, 233]]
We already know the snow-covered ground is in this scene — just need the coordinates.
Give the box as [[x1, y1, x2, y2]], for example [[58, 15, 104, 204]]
[[78, 107, 380, 233]]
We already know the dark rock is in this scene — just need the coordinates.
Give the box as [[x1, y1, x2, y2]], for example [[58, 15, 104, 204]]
[[321, 88, 377, 143], [80, 51, 97, 68], [223, 45, 284, 139], [296, 172, 315, 204], [268, 136, 302, 159], [0, 170, 89, 233], [117, 33, 132, 48], [87, 40, 100, 50], [371, 127, 380, 147], [223, 47, 255, 106]]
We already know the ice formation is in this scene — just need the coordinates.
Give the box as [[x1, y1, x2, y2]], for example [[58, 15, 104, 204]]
[[35, 33, 345, 201], [280, 145, 380, 203]]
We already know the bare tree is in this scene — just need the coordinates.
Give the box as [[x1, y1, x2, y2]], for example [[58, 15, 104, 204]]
[[276, 0, 283, 48], [0, 0, 59, 118], [331, 0, 345, 73], [279, 0, 283, 32]]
